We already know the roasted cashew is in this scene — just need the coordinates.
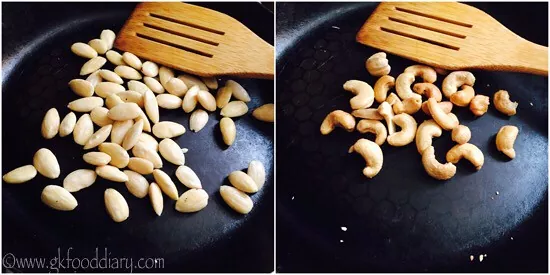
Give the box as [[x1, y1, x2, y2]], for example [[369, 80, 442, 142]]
[[343, 80, 375, 109], [422, 101, 453, 116], [386, 93, 404, 114], [351, 108, 383, 120], [446, 143, 484, 170], [396, 72, 422, 101], [413, 83, 442, 102], [450, 85, 475, 107], [441, 71, 475, 98], [401, 97, 422, 115], [404, 65, 437, 83], [470, 95, 490, 116], [387, 113, 417, 146], [496, 125, 519, 159], [451, 125, 471, 144], [427, 98, 459, 130], [365, 52, 390, 77], [320, 110, 356, 135], [493, 90, 518, 116], [348, 138, 383, 178], [378, 102, 395, 135], [374, 75, 395, 103], [415, 119, 442, 154], [357, 119, 387, 146], [422, 146, 456, 180]]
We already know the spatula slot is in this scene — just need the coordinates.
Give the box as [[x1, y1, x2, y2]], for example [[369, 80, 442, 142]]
[[380, 27, 460, 51], [136, 33, 214, 58], [143, 23, 219, 46], [395, 7, 473, 28], [388, 17, 466, 39], [149, 13, 225, 35]]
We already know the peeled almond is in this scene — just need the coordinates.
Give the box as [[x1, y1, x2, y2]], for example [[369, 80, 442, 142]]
[[178, 75, 208, 91], [201, 76, 218, 90], [141, 61, 159, 77], [252, 103, 274, 123], [220, 185, 253, 214], [122, 119, 143, 150], [159, 66, 174, 85], [144, 90, 159, 124], [132, 142, 163, 168], [248, 160, 266, 189], [3, 165, 37, 184], [189, 109, 209, 132], [41, 185, 78, 211], [137, 109, 152, 132], [104, 188, 129, 222], [33, 148, 60, 179], [182, 86, 200, 113], [69, 79, 94, 97], [111, 120, 134, 145], [107, 102, 141, 120], [220, 117, 236, 146], [159, 138, 185, 165], [83, 151, 111, 166], [98, 69, 123, 84], [90, 107, 114, 127], [216, 86, 232, 108], [94, 82, 125, 98], [152, 169, 179, 200], [83, 124, 112, 150], [128, 80, 150, 95], [226, 80, 251, 102], [197, 90, 216, 111], [138, 133, 159, 151], [100, 29, 116, 49], [89, 39, 108, 54], [152, 121, 186, 139], [221, 101, 248, 117], [86, 71, 102, 87], [117, 90, 144, 107], [105, 93, 124, 109], [144, 77, 165, 94], [115, 65, 142, 80], [99, 142, 130, 168], [73, 114, 94, 145], [128, 157, 154, 175], [63, 169, 96, 192], [165, 77, 188, 97], [96, 165, 128, 182], [149, 183, 163, 216], [228, 170, 258, 193], [68, 97, 104, 112], [80, 56, 106, 75], [122, 52, 142, 70], [175, 189, 209, 213], [175, 165, 201, 189], [71, 42, 97, 59], [123, 170, 149, 198], [41, 108, 60, 139], [157, 94, 182, 109], [106, 50, 125, 66]]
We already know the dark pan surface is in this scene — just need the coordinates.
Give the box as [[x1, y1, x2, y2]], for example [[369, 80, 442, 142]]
[[2, 2, 273, 272], [276, 2, 547, 272]]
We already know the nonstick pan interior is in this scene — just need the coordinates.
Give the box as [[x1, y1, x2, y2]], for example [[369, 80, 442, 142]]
[[2, 2, 273, 272], [276, 2, 547, 272]]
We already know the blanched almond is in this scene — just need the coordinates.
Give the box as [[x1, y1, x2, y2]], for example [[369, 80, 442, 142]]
[[110, 120, 133, 145], [94, 82, 125, 98], [157, 94, 182, 109], [88, 39, 108, 54], [165, 78, 188, 97], [128, 80, 150, 95], [41, 185, 78, 211], [83, 151, 111, 166], [69, 79, 94, 97], [96, 165, 128, 182], [122, 119, 143, 150], [201, 76, 218, 90], [68, 97, 104, 112], [248, 160, 266, 189], [71, 42, 97, 59], [152, 169, 178, 200], [138, 133, 159, 152], [216, 86, 232, 108], [137, 109, 152, 132], [149, 182, 163, 216], [99, 142, 129, 168], [100, 29, 116, 49], [83, 124, 112, 150], [144, 90, 159, 123], [221, 101, 248, 117], [175, 189, 208, 213], [3, 165, 37, 184], [175, 165, 201, 189], [117, 90, 144, 107], [107, 102, 141, 121], [178, 74, 208, 91], [33, 148, 60, 179], [228, 170, 258, 193], [59, 112, 76, 137], [226, 80, 251, 102], [41, 108, 60, 139], [80, 56, 106, 75], [105, 93, 124, 109], [159, 66, 174, 85], [132, 142, 163, 168], [182, 86, 199, 113], [99, 69, 123, 84], [63, 169, 96, 192], [127, 157, 154, 175], [106, 50, 125, 66], [104, 188, 129, 222], [220, 185, 253, 214], [141, 61, 159, 77], [90, 107, 114, 127], [152, 121, 186, 139], [114, 65, 142, 80], [73, 114, 94, 145], [220, 117, 236, 146], [159, 138, 185, 165], [86, 71, 102, 87], [123, 170, 149, 198], [197, 90, 216, 111], [144, 77, 165, 94], [122, 52, 142, 70], [252, 103, 274, 123], [189, 109, 208, 132]]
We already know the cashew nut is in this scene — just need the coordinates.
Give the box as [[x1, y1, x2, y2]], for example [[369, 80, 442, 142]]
[[396, 72, 422, 101], [365, 52, 390, 77], [427, 98, 459, 130], [351, 108, 383, 120], [320, 110, 356, 135], [441, 71, 475, 98], [415, 119, 442, 154], [496, 125, 519, 159], [451, 125, 471, 144], [386, 93, 404, 114], [446, 143, 484, 170], [449, 85, 475, 107], [470, 95, 490, 116], [374, 75, 395, 103], [413, 83, 442, 102], [422, 146, 456, 180], [493, 90, 518, 116], [357, 119, 387, 146], [422, 101, 453, 116], [348, 138, 383, 178], [378, 102, 395, 135], [390, 95, 421, 115], [404, 65, 437, 83], [343, 80, 374, 109], [387, 113, 417, 146]]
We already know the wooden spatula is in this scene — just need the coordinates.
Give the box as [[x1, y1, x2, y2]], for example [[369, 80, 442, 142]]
[[114, 2, 274, 79], [356, 2, 548, 76]]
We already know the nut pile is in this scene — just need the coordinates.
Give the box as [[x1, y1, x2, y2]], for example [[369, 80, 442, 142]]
[[321, 51, 519, 180], [3, 29, 273, 222]]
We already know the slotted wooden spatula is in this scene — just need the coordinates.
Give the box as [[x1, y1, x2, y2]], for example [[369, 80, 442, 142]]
[[115, 2, 274, 79], [357, 2, 548, 76]]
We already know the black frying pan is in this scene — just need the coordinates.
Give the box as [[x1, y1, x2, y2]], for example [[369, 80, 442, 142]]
[[2, 2, 273, 272], [276, 2, 547, 272]]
